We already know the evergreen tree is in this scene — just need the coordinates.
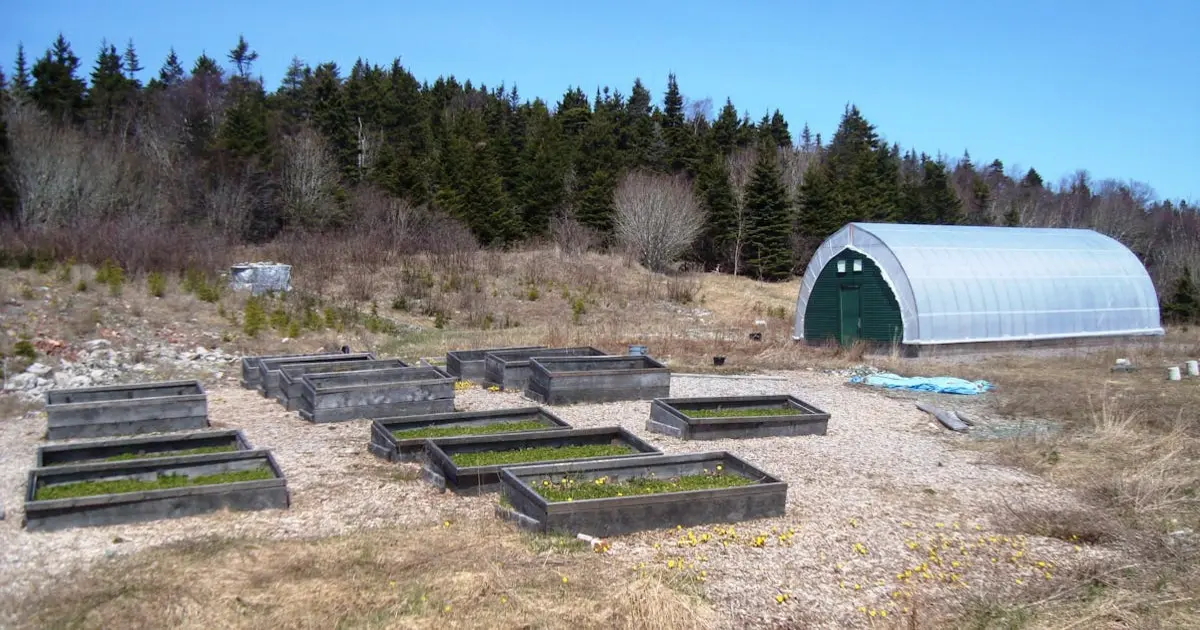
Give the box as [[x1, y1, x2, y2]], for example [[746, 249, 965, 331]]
[[227, 34, 259, 80], [623, 78, 659, 169], [900, 157, 961, 224], [800, 123, 814, 151], [309, 63, 356, 180], [695, 151, 738, 270], [661, 73, 697, 174], [742, 141, 793, 281], [11, 44, 30, 98], [797, 160, 838, 238], [573, 104, 619, 233], [1165, 266, 1199, 324], [87, 41, 133, 129], [148, 47, 185, 89], [768, 109, 791, 147], [30, 34, 86, 123], [0, 67, 15, 222], [1021, 167, 1043, 189], [711, 98, 740, 156], [192, 53, 221, 77], [122, 39, 142, 85], [803, 104, 900, 233], [515, 102, 566, 233], [1003, 206, 1021, 227]]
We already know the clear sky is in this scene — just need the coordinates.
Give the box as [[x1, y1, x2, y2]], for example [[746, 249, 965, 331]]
[[5, 0, 1198, 202]]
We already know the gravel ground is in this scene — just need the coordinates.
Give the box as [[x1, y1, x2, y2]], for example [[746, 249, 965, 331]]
[[0, 371, 1112, 628]]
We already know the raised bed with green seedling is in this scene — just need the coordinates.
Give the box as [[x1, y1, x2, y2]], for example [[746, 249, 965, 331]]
[[369, 407, 572, 462], [647, 394, 831, 440], [35, 430, 252, 468]]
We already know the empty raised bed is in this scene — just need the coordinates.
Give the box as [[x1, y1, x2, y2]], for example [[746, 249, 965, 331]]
[[24, 449, 289, 531], [483, 346, 607, 391], [422, 427, 659, 495], [369, 406, 572, 462], [36, 429, 251, 467], [446, 345, 545, 381], [241, 351, 343, 389], [647, 395, 831, 440], [257, 352, 376, 399], [525, 355, 670, 405], [277, 358, 408, 410], [296, 366, 455, 423], [45, 380, 209, 440], [498, 451, 787, 536]]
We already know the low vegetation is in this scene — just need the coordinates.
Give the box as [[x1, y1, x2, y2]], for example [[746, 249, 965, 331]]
[[100, 444, 237, 463], [34, 468, 273, 501], [683, 407, 796, 419], [448, 444, 636, 468], [391, 420, 550, 440], [536, 470, 754, 502]]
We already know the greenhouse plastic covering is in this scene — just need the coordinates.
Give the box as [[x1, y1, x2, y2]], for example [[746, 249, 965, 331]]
[[793, 223, 1164, 345]]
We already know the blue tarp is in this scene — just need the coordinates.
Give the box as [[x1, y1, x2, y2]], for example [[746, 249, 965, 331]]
[[849, 372, 993, 395]]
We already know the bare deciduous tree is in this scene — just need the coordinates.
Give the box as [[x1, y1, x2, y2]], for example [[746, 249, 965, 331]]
[[612, 171, 705, 273], [281, 127, 341, 230]]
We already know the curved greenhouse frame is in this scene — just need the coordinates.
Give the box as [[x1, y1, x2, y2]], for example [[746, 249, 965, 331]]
[[793, 223, 1164, 346]]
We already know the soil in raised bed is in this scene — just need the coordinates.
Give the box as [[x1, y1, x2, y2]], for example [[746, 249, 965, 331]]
[[450, 444, 635, 468], [682, 407, 797, 419], [34, 467, 273, 501], [101, 445, 237, 463], [536, 469, 753, 502], [391, 420, 548, 440]]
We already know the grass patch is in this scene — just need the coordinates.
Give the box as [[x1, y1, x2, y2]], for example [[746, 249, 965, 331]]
[[392, 420, 550, 440], [449, 444, 636, 468], [536, 470, 753, 502], [35, 467, 273, 501], [683, 407, 795, 419], [100, 445, 238, 463]]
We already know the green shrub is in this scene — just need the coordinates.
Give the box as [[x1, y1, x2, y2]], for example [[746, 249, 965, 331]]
[[302, 307, 324, 330], [243, 297, 267, 337], [75, 279, 88, 293], [13, 340, 36, 361], [434, 311, 447, 329], [56, 260, 74, 283], [392, 296, 409, 311], [286, 321, 301, 339], [527, 286, 540, 301], [571, 297, 587, 324], [269, 307, 290, 332], [95, 260, 124, 296], [146, 272, 167, 298]]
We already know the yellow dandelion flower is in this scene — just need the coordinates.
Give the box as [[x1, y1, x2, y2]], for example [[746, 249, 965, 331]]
[[443, 605, 452, 613]]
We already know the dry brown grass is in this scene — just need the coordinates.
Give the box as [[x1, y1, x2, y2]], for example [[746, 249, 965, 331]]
[[7, 521, 713, 630]]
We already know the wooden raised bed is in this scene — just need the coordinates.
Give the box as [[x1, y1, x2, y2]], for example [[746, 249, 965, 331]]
[[525, 355, 670, 405], [369, 406, 572, 462], [421, 427, 660, 495], [257, 352, 376, 399], [45, 380, 209, 440], [482, 346, 606, 391], [498, 451, 787, 536], [276, 358, 408, 410], [296, 366, 455, 423], [36, 429, 252, 467], [24, 449, 289, 531], [241, 351, 342, 389], [446, 346, 545, 381], [647, 395, 831, 440]]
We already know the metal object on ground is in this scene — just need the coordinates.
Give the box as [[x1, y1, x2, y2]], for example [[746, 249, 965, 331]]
[[628, 345, 647, 356], [229, 262, 291, 295], [916, 401, 969, 432], [1168, 366, 1182, 381], [1186, 360, 1199, 377], [712, 356, 726, 366]]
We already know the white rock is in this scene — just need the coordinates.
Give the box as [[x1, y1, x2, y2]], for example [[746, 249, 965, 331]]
[[25, 362, 53, 377], [85, 339, 111, 350], [90, 369, 107, 381], [6, 373, 38, 390]]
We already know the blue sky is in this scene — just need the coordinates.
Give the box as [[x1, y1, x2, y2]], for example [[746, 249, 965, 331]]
[[5, 0, 1198, 202]]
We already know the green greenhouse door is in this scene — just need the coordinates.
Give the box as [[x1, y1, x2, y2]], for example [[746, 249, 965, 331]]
[[838, 285, 861, 346]]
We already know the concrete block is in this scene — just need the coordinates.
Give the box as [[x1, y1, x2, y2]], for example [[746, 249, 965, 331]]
[[45, 380, 209, 440], [525, 355, 670, 405], [499, 451, 787, 537]]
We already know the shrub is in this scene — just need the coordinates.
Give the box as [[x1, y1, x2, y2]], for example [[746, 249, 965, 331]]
[[74, 279, 88, 292], [95, 260, 125, 296], [392, 296, 409, 311], [527, 286, 540, 301], [286, 321, 301, 339], [13, 340, 36, 361], [434, 311, 447, 329], [571, 297, 587, 324], [146, 272, 166, 298], [243, 297, 267, 337], [56, 259, 74, 283], [665, 275, 700, 305]]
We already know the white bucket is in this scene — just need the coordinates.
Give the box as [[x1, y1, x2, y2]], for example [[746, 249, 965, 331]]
[[1187, 360, 1200, 377], [1167, 366, 1182, 381]]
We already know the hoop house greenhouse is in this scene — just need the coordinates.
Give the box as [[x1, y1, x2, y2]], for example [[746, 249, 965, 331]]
[[793, 223, 1163, 355]]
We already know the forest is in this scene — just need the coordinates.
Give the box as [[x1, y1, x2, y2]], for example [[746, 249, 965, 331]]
[[0, 34, 1196, 319]]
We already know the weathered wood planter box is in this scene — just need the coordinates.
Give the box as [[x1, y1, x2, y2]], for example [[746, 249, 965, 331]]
[[446, 346, 545, 381], [525, 355, 670, 405], [35, 429, 252, 467], [277, 358, 409, 410], [257, 352, 376, 399], [498, 451, 787, 536], [24, 449, 289, 531], [45, 380, 209, 440], [369, 406, 572, 462], [483, 346, 606, 391], [241, 351, 341, 389], [296, 366, 455, 423], [647, 395, 831, 440], [422, 427, 660, 495]]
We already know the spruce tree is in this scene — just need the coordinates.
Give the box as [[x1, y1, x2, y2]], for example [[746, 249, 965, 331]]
[[11, 44, 30, 98], [309, 63, 356, 180], [30, 34, 86, 123], [515, 102, 566, 233], [0, 68, 15, 222], [696, 151, 738, 270], [87, 41, 132, 129], [156, 48, 185, 87], [743, 141, 793, 281], [573, 105, 619, 233], [768, 109, 791, 147], [624, 78, 659, 170], [1165, 266, 1199, 324], [662, 72, 696, 174], [122, 39, 142, 85], [227, 34, 259, 80], [1003, 206, 1021, 227]]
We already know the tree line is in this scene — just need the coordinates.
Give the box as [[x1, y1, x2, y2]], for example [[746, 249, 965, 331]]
[[0, 34, 1196, 319]]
